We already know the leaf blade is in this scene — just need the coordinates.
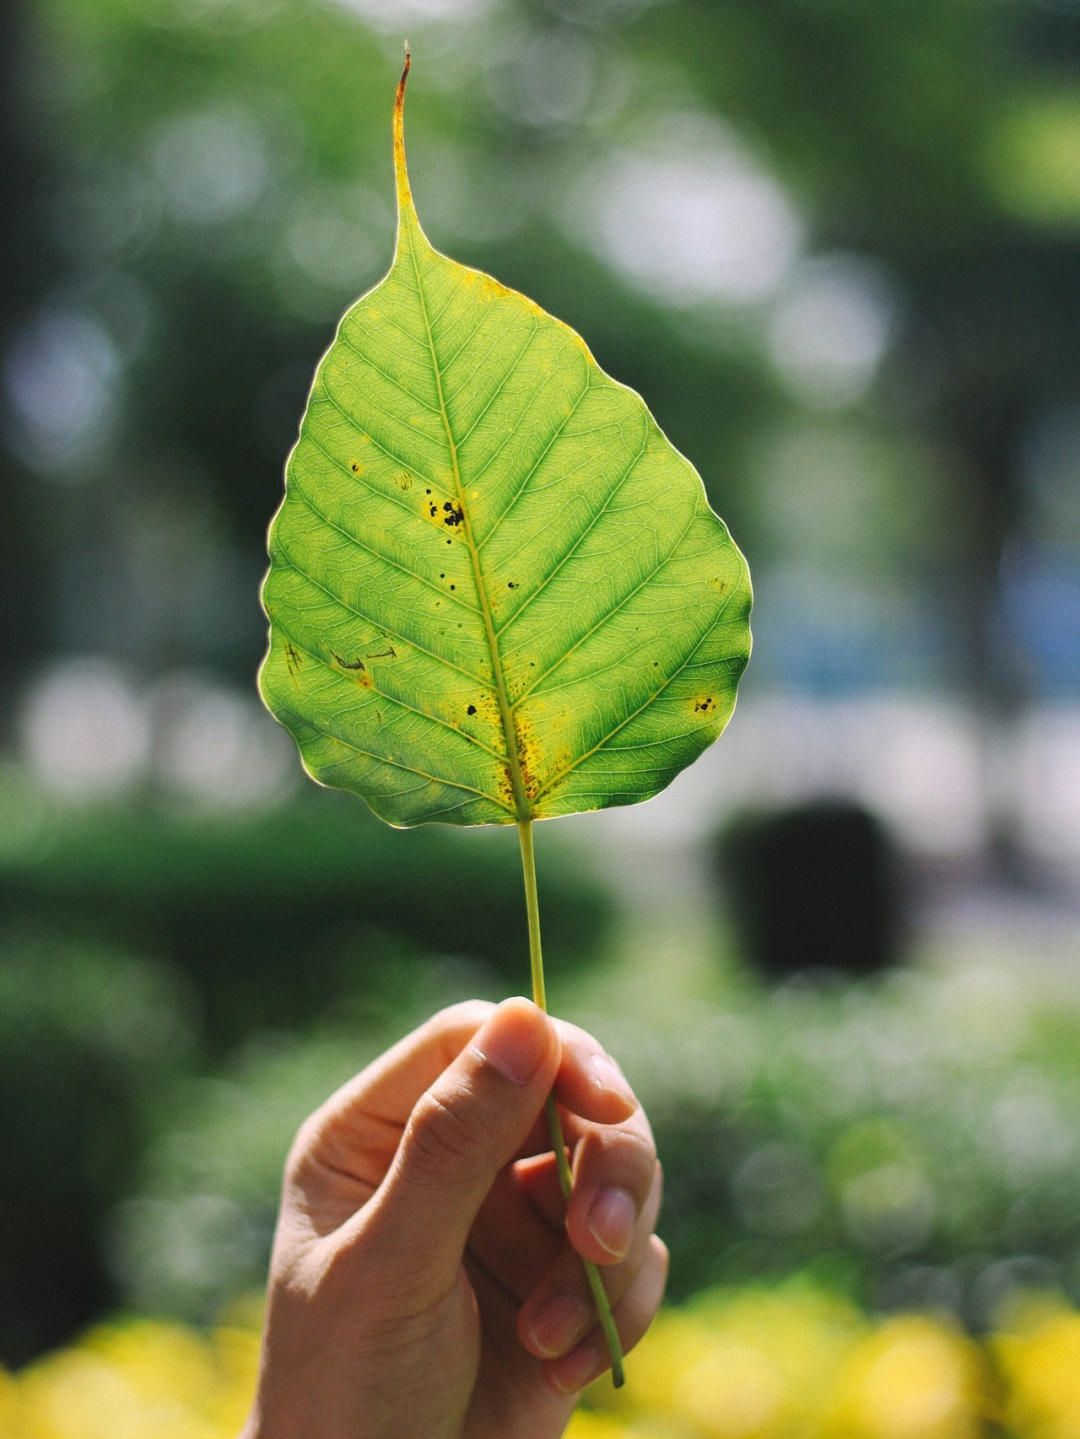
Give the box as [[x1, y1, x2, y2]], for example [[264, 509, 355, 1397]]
[[260, 65, 751, 828]]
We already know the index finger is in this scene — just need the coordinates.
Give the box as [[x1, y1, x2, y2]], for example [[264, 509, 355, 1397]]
[[551, 1018, 638, 1126]]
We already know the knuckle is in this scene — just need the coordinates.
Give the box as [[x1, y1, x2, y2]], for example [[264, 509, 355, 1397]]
[[407, 1083, 490, 1174], [284, 1114, 323, 1184], [603, 1125, 657, 1183]]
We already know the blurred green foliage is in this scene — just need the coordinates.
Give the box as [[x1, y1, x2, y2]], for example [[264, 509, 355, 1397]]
[[0, 779, 608, 1049], [98, 946, 1080, 1332], [4, 0, 1080, 702]]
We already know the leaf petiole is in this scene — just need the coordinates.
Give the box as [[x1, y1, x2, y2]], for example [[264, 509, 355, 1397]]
[[516, 818, 626, 1388]]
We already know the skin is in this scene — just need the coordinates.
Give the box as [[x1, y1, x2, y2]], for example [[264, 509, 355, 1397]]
[[240, 997, 666, 1439]]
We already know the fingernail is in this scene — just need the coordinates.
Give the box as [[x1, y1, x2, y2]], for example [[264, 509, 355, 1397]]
[[588, 1053, 635, 1109], [586, 1186, 636, 1259], [472, 999, 551, 1085], [549, 1342, 603, 1394], [527, 1294, 592, 1358]]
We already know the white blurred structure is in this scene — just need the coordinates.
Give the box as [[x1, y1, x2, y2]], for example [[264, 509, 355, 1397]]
[[555, 688, 1080, 932], [18, 656, 299, 813]]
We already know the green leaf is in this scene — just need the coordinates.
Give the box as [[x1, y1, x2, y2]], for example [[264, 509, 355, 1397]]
[[259, 61, 751, 829]]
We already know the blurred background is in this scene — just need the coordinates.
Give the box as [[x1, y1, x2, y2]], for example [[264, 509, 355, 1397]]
[[2, 0, 1079, 1432]]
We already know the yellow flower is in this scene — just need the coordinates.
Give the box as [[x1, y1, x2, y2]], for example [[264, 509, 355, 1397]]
[[992, 1302, 1080, 1439], [820, 1315, 987, 1439]]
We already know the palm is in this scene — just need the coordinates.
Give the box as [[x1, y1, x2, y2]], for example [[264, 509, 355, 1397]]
[[463, 1260, 578, 1439], [290, 1114, 579, 1439]]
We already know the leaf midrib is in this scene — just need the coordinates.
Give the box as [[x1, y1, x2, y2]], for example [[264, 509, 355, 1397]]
[[404, 226, 532, 820]]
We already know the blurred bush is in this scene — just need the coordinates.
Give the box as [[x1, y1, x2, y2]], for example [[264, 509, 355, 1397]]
[[7, 1284, 1080, 1439], [563, 957, 1080, 1323], [715, 801, 904, 978], [99, 950, 1080, 1333], [0, 772, 609, 1360], [109, 1025, 404, 1320], [0, 926, 197, 1366], [0, 779, 609, 1054]]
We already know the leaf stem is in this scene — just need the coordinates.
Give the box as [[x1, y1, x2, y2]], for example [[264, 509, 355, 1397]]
[[516, 818, 625, 1389]]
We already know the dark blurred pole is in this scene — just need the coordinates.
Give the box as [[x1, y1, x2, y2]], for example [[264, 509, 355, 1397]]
[[946, 378, 1029, 876], [0, 0, 52, 722]]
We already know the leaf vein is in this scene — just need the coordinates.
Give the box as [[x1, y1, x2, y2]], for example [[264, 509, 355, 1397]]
[[274, 695, 511, 811], [273, 623, 507, 763], [406, 230, 531, 815], [439, 296, 499, 370], [334, 330, 440, 413], [286, 468, 482, 618], [476, 377, 592, 550], [318, 379, 445, 490], [273, 551, 493, 690], [495, 428, 650, 638], [513, 503, 700, 705], [533, 620, 718, 802], [300, 426, 420, 523], [451, 320, 538, 447]]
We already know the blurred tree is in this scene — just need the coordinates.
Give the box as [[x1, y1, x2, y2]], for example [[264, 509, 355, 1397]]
[[673, 0, 1080, 737], [2, 0, 1076, 718]]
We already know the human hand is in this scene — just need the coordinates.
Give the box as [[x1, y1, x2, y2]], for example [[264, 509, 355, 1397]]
[[239, 998, 665, 1439]]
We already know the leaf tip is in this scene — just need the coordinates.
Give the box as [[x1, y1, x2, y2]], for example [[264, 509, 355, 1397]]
[[393, 45, 418, 230]]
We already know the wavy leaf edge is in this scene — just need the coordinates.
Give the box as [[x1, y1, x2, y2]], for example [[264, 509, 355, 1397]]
[[258, 52, 752, 828]]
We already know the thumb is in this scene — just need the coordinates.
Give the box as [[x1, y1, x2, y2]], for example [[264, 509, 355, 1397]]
[[363, 998, 559, 1298]]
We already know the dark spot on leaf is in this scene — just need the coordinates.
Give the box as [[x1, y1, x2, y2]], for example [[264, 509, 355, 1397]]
[[694, 696, 716, 713], [333, 653, 373, 688], [366, 646, 396, 659], [449, 583, 456, 590], [512, 710, 540, 800], [498, 766, 515, 808], [466, 704, 476, 715], [439, 573, 445, 578], [425, 488, 432, 495], [442, 501, 465, 527], [350, 462, 362, 474], [283, 640, 303, 674], [446, 538, 452, 545], [397, 473, 412, 491], [429, 504, 438, 518], [507, 581, 517, 589]]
